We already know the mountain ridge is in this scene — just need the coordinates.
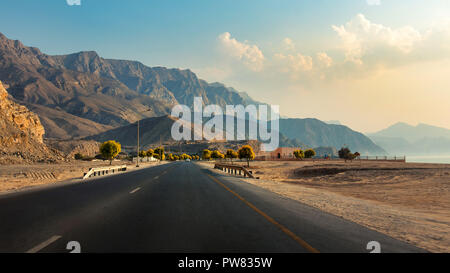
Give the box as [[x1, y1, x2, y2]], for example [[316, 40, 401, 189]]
[[369, 122, 450, 143], [0, 32, 384, 154], [0, 32, 265, 139]]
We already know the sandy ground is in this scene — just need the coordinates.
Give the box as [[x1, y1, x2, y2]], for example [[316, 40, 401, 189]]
[[201, 160, 450, 253], [0, 160, 164, 193]]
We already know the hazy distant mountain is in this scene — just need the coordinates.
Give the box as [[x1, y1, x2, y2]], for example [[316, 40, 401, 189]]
[[86, 115, 306, 150], [325, 120, 342, 125], [369, 122, 450, 143], [280, 118, 385, 155], [86, 115, 180, 147], [368, 122, 450, 155]]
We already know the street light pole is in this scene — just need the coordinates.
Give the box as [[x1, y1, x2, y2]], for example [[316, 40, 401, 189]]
[[137, 119, 140, 167], [136, 108, 151, 168]]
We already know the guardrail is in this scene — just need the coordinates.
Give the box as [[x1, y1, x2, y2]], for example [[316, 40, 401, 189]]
[[214, 163, 256, 179], [254, 156, 406, 162], [83, 165, 127, 180]]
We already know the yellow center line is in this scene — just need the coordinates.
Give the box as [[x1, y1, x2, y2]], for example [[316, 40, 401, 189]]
[[207, 174, 320, 253]]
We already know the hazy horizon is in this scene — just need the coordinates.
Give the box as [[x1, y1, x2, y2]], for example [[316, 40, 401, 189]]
[[1, 0, 449, 133]]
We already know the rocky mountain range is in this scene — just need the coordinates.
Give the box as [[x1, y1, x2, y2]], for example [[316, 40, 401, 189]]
[[0, 32, 385, 155], [0, 32, 261, 139]]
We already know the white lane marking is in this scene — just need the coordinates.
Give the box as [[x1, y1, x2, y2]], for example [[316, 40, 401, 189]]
[[130, 187, 141, 194], [26, 235, 62, 253], [154, 176, 160, 179]]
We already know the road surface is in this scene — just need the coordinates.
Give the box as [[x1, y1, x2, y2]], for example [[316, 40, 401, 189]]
[[0, 162, 425, 253]]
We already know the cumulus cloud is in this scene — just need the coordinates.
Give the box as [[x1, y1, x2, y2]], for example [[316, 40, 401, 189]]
[[316, 52, 333, 68], [218, 32, 265, 71], [332, 14, 422, 64], [213, 16, 450, 84], [274, 53, 313, 73]]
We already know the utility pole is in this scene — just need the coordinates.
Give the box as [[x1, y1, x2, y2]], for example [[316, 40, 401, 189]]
[[159, 134, 162, 163]]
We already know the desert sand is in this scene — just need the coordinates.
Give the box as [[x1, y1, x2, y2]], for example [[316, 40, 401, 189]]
[[202, 160, 450, 252]]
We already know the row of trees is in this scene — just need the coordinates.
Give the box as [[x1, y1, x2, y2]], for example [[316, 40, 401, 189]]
[[139, 147, 165, 160], [97, 140, 202, 164], [293, 147, 361, 161], [167, 153, 201, 161], [202, 145, 255, 167], [94, 140, 362, 165], [293, 149, 316, 159]]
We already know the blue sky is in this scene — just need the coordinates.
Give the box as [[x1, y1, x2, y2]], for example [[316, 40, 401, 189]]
[[1, 0, 450, 132], [2, 0, 447, 66]]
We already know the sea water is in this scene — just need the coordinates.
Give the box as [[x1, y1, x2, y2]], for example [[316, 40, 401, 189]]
[[407, 155, 450, 164]]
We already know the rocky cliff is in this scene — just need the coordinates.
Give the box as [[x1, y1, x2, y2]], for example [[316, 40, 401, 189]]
[[0, 81, 58, 163], [0, 81, 45, 142]]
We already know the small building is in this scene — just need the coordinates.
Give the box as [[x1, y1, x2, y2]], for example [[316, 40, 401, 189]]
[[256, 147, 299, 160]]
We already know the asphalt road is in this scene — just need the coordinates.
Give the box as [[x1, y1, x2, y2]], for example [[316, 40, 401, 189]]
[[0, 162, 426, 253]]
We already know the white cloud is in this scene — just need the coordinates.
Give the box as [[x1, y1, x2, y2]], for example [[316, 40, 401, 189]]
[[66, 0, 81, 6], [332, 14, 422, 64], [211, 16, 450, 84], [282, 38, 295, 51], [218, 32, 265, 72], [316, 52, 333, 68], [273, 53, 314, 80], [366, 0, 381, 6]]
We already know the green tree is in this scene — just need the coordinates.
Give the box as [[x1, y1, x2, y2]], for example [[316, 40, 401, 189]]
[[225, 149, 238, 164], [146, 149, 154, 158], [154, 147, 165, 160], [74, 153, 84, 160], [293, 149, 305, 159], [202, 149, 212, 160], [212, 150, 225, 160], [139, 150, 147, 158], [304, 149, 316, 159], [238, 145, 255, 167], [338, 147, 356, 161], [100, 140, 121, 165], [180, 153, 192, 160]]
